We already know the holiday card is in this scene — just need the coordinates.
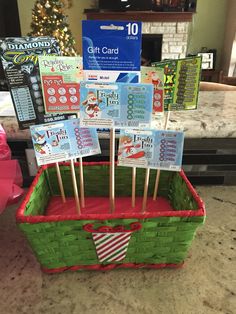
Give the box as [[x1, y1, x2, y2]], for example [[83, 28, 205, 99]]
[[82, 20, 141, 83], [152, 59, 177, 111], [118, 129, 184, 171], [152, 56, 202, 111], [80, 81, 153, 129], [38, 56, 83, 113], [172, 57, 202, 110], [30, 118, 101, 166], [141, 66, 164, 114], [0, 37, 75, 129]]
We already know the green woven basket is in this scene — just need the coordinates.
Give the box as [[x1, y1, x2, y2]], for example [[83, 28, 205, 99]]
[[16, 162, 205, 273]]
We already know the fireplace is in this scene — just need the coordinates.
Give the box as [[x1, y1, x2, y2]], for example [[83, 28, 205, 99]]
[[141, 34, 163, 65], [142, 21, 189, 61]]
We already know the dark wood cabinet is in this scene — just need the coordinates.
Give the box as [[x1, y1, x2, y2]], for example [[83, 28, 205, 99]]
[[201, 70, 221, 83], [8, 137, 236, 187]]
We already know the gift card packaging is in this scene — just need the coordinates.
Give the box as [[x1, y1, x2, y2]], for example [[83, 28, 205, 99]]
[[83, 70, 140, 83], [82, 20, 142, 83], [39, 56, 83, 114], [0, 37, 74, 129], [80, 81, 153, 129], [30, 118, 101, 166], [118, 129, 184, 171], [152, 56, 201, 111]]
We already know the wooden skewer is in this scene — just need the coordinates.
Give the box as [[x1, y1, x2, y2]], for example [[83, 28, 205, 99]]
[[153, 111, 171, 200], [109, 128, 115, 213], [70, 159, 81, 215], [55, 162, 66, 203], [76, 113, 85, 208], [164, 110, 170, 130], [142, 168, 150, 213], [132, 167, 136, 207], [79, 157, 85, 208], [153, 169, 160, 201]]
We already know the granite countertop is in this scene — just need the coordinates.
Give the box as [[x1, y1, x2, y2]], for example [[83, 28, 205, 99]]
[[152, 91, 236, 138], [1, 91, 236, 140]]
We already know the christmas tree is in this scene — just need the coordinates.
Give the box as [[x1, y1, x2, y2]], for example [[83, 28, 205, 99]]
[[29, 0, 77, 56]]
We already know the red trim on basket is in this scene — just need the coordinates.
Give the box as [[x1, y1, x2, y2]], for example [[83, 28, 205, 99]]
[[16, 162, 206, 224], [16, 166, 45, 220], [83, 222, 142, 233], [41, 262, 184, 273], [179, 170, 205, 211], [16, 207, 205, 223]]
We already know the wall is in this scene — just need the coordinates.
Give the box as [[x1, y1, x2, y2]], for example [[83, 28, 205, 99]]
[[17, 0, 94, 55], [17, 0, 228, 68], [187, 0, 227, 69], [221, 0, 236, 75]]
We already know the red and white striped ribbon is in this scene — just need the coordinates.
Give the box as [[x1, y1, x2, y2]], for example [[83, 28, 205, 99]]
[[92, 232, 132, 263]]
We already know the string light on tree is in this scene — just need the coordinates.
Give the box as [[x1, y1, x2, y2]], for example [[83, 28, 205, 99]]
[[28, 0, 77, 56], [45, 1, 51, 8]]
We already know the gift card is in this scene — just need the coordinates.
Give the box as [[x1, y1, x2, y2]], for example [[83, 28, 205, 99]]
[[30, 118, 101, 166], [80, 81, 153, 129], [118, 129, 184, 171], [82, 20, 142, 85], [82, 20, 142, 71]]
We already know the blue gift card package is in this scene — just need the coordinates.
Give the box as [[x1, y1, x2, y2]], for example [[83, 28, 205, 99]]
[[82, 20, 142, 71]]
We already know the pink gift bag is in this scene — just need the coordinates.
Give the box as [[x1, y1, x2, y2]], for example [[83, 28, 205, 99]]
[[0, 124, 11, 160], [0, 160, 23, 213], [0, 125, 23, 213]]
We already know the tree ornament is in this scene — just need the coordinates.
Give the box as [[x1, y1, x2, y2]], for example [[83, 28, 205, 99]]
[[45, 1, 51, 8], [61, 0, 73, 9]]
